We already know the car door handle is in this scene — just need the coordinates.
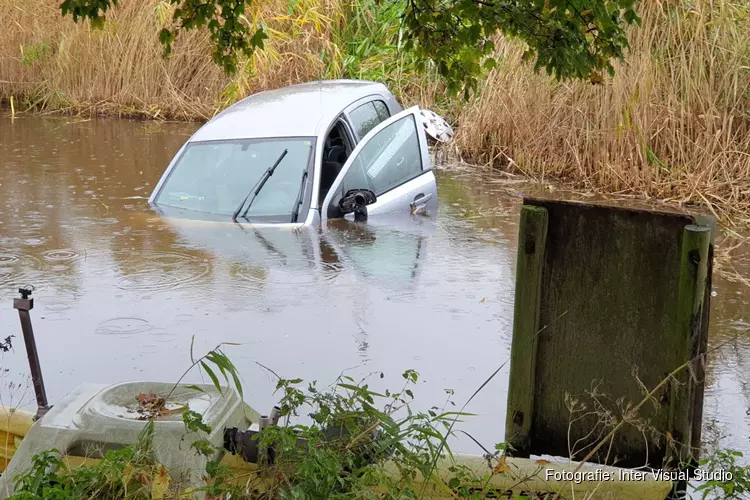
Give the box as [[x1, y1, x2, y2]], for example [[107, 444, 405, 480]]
[[410, 193, 432, 211]]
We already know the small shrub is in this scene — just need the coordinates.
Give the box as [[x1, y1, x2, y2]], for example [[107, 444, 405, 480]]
[[20, 42, 50, 67], [693, 449, 750, 499]]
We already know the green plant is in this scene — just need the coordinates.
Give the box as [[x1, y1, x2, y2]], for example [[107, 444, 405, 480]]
[[19, 336, 750, 500], [20, 42, 50, 67], [247, 368, 480, 498], [693, 421, 750, 500], [56, 0, 642, 94], [332, 0, 418, 84], [7, 337, 519, 499], [10, 422, 162, 499], [402, 0, 642, 97], [693, 449, 750, 499]]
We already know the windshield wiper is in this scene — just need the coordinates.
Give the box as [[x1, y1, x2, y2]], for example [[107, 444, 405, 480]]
[[232, 149, 289, 222], [290, 167, 308, 223]]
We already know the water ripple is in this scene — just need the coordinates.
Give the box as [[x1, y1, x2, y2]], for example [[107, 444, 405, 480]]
[[115, 251, 211, 293], [0, 253, 20, 265], [96, 317, 153, 335], [41, 249, 81, 263]]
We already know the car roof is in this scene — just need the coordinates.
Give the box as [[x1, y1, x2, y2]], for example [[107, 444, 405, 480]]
[[190, 80, 390, 142]]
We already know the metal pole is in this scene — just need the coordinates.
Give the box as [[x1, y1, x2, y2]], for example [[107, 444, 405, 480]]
[[13, 287, 49, 420]]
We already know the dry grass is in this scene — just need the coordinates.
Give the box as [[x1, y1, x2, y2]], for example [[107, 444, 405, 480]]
[[2, 0, 750, 222], [453, 0, 750, 224], [0, 0, 345, 119]]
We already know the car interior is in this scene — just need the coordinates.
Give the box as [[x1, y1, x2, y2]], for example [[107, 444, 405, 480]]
[[319, 119, 353, 206]]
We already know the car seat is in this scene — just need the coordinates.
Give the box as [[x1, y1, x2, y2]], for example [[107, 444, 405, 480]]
[[319, 140, 349, 203]]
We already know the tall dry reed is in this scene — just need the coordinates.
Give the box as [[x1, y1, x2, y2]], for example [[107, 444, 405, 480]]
[[0, 0, 345, 119], [453, 0, 750, 221]]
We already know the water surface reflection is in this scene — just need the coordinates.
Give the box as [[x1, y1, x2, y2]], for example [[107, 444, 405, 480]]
[[0, 115, 748, 456]]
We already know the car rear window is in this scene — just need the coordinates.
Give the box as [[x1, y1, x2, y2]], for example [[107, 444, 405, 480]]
[[349, 100, 390, 139]]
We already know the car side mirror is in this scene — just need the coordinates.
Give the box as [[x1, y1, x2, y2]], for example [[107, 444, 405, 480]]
[[338, 189, 377, 221]]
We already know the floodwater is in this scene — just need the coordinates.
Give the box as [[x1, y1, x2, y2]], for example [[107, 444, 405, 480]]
[[0, 115, 748, 459]]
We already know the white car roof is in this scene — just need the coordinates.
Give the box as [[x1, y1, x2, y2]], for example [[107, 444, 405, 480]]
[[190, 80, 389, 142]]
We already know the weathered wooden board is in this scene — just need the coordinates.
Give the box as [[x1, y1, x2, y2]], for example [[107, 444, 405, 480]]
[[505, 198, 714, 469]]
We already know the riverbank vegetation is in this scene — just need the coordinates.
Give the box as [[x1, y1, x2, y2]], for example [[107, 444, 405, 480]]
[[8, 372, 493, 499], [1, 0, 750, 221], [3, 342, 518, 499], [5, 340, 750, 499]]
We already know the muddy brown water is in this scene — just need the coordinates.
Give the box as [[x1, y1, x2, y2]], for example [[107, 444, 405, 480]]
[[0, 115, 748, 458]]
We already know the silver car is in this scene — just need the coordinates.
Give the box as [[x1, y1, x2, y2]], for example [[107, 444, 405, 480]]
[[148, 80, 439, 227]]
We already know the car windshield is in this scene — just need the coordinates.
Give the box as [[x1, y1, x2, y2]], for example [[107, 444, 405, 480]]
[[153, 138, 315, 220]]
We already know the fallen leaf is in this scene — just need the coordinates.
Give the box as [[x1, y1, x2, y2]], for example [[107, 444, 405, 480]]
[[133, 469, 152, 485], [135, 392, 172, 420], [137, 392, 164, 407], [493, 455, 510, 474], [151, 464, 170, 499], [536, 459, 551, 465], [122, 463, 134, 485]]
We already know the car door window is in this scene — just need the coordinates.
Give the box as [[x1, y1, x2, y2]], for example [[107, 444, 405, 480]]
[[349, 100, 389, 139], [340, 113, 423, 197]]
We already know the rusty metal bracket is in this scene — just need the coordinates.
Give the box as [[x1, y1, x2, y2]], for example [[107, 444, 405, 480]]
[[13, 287, 50, 421]]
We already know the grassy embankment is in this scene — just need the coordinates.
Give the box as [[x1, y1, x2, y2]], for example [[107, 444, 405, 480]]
[[2, 0, 750, 222]]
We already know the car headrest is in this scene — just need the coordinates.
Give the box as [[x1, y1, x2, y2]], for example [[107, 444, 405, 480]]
[[325, 145, 347, 164]]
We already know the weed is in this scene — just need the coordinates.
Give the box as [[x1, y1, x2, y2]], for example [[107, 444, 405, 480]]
[[6, 342, 509, 499], [694, 449, 750, 499], [20, 42, 49, 67], [5, 335, 750, 499]]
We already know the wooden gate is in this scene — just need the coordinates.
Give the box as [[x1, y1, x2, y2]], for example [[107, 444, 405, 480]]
[[505, 198, 714, 469]]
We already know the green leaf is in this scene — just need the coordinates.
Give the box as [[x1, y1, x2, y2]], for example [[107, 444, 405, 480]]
[[158, 28, 172, 44], [183, 409, 211, 433], [217, 352, 244, 398], [191, 438, 215, 456], [337, 383, 361, 392], [205, 351, 229, 381], [250, 27, 268, 50], [200, 360, 223, 394]]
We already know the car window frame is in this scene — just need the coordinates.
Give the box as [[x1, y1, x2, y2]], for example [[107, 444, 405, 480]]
[[318, 116, 357, 208], [331, 116, 357, 155], [321, 106, 429, 221]]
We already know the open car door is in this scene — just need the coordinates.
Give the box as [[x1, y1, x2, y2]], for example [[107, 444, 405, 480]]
[[321, 106, 438, 221]]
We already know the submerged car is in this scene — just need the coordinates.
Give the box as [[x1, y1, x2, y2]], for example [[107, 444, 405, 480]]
[[148, 80, 443, 227]]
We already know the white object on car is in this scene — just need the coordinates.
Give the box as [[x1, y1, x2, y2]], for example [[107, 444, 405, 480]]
[[420, 109, 453, 143]]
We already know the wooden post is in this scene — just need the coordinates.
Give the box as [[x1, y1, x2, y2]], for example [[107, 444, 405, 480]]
[[667, 224, 710, 467], [690, 216, 715, 459], [505, 205, 548, 456]]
